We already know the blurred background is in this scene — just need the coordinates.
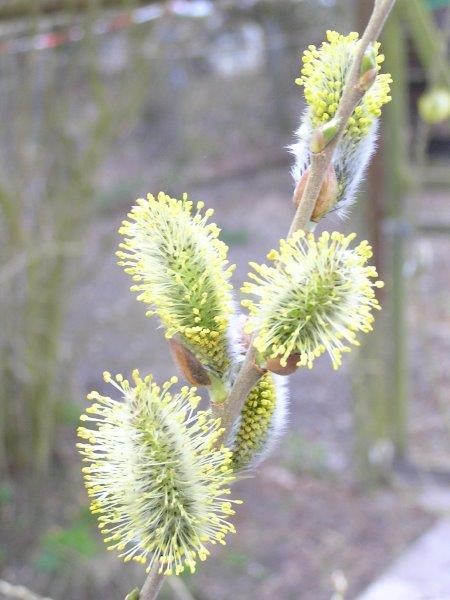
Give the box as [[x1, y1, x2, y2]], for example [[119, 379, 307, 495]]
[[0, 0, 449, 598]]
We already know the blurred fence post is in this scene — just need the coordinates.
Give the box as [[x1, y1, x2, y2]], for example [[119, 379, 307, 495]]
[[400, 0, 450, 87], [381, 6, 411, 458], [351, 0, 388, 486], [261, 14, 291, 133], [351, 0, 410, 484]]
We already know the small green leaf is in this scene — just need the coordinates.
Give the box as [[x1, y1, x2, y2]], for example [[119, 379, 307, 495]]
[[34, 510, 102, 574]]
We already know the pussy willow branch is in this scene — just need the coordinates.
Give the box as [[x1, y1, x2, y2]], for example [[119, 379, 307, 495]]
[[137, 565, 165, 600], [138, 1, 396, 598], [214, 0, 397, 445], [0, 579, 53, 600]]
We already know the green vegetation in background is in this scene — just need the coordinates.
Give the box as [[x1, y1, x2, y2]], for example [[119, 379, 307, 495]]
[[34, 509, 102, 574]]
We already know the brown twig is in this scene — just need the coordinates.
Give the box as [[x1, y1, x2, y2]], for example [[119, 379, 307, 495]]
[[167, 577, 197, 600], [136, 567, 165, 600]]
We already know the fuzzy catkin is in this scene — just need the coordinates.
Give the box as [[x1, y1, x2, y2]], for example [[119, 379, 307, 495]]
[[227, 314, 289, 471], [291, 30, 392, 218], [230, 372, 288, 471], [77, 371, 240, 576], [117, 192, 235, 378], [242, 231, 384, 370]]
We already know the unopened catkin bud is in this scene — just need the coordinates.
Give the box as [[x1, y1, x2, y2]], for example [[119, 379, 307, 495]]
[[230, 373, 288, 471], [293, 165, 338, 222], [418, 88, 450, 125], [169, 338, 211, 386]]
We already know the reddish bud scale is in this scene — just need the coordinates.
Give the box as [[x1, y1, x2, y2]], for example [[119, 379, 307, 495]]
[[359, 68, 378, 92], [266, 354, 300, 376], [169, 338, 211, 386], [293, 165, 339, 222]]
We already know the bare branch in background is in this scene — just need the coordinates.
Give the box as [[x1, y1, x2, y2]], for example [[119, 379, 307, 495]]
[[0, 579, 54, 600]]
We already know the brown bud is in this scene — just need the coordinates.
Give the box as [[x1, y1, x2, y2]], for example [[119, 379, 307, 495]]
[[266, 354, 300, 376], [293, 165, 338, 222], [168, 338, 211, 386], [359, 67, 378, 92]]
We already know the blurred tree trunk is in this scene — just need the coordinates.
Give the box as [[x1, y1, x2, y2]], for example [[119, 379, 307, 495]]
[[0, 0, 152, 479], [262, 16, 291, 133]]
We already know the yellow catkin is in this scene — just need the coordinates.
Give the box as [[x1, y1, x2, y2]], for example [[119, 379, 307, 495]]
[[77, 371, 241, 576], [242, 231, 383, 371], [117, 192, 235, 377], [296, 30, 392, 137], [231, 373, 278, 471]]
